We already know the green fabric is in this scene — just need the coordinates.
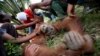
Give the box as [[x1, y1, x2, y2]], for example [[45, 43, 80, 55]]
[[50, 0, 67, 18]]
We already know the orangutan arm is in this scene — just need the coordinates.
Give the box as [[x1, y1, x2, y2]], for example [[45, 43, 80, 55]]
[[52, 20, 65, 32]]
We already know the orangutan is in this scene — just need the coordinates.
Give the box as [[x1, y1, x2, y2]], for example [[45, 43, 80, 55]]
[[23, 16, 94, 56]]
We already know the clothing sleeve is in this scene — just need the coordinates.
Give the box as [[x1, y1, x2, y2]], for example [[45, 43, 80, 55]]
[[0, 28, 5, 37], [67, 0, 78, 4], [1, 23, 18, 38]]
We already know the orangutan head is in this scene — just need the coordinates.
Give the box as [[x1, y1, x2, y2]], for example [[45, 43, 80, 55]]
[[40, 23, 56, 36]]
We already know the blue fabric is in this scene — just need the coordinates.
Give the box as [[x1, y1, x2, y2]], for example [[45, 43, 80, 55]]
[[0, 28, 6, 56], [28, 27, 33, 33], [0, 28, 5, 37]]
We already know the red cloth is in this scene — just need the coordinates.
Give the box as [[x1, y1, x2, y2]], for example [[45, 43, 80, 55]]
[[23, 9, 34, 24]]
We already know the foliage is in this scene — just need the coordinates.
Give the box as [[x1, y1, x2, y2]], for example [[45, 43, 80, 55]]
[[83, 0, 100, 13], [81, 13, 100, 56], [85, 0, 100, 8], [46, 29, 66, 47], [4, 42, 22, 56], [94, 38, 100, 56], [81, 13, 100, 36], [0, 0, 26, 15], [0, 0, 29, 24]]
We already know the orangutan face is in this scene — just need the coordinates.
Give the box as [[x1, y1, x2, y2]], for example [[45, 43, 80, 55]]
[[40, 23, 56, 36]]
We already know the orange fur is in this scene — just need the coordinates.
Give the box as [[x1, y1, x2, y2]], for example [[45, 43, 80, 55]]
[[53, 16, 94, 54], [53, 16, 84, 35], [24, 43, 81, 56], [24, 16, 94, 56]]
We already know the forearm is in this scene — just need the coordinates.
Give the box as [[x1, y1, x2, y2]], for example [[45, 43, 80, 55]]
[[3, 29, 40, 43], [13, 27, 41, 43], [67, 3, 75, 15], [30, 0, 51, 10], [53, 20, 64, 32], [16, 19, 38, 30], [10, 32, 37, 43], [39, 6, 50, 10]]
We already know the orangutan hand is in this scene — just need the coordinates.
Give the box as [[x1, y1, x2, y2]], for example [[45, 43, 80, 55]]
[[63, 31, 85, 50]]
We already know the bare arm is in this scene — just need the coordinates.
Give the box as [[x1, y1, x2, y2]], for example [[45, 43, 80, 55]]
[[29, 0, 52, 10], [2, 23, 42, 43], [2, 32, 38, 43], [67, 3, 75, 16], [39, 6, 50, 10], [15, 18, 39, 30]]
